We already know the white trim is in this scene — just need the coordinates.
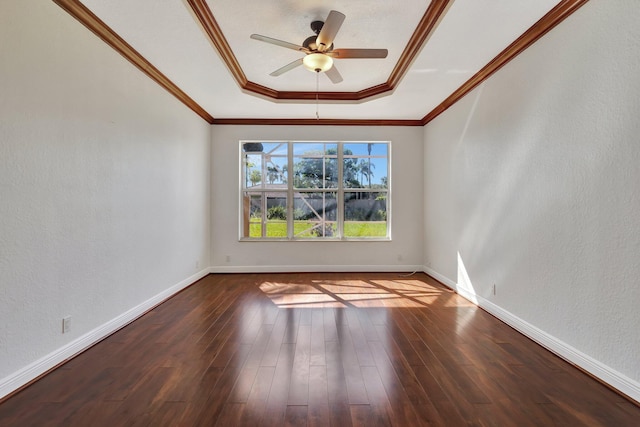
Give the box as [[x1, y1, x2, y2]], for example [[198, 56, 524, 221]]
[[422, 265, 640, 404], [423, 265, 457, 289], [211, 264, 423, 274], [0, 268, 211, 400]]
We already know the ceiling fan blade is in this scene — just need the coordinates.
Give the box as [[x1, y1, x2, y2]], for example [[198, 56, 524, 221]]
[[250, 34, 307, 52], [325, 65, 343, 84], [316, 10, 345, 52], [330, 48, 388, 59], [269, 58, 304, 77]]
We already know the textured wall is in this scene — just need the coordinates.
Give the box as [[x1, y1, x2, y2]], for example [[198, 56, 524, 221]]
[[424, 0, 640, 387], [0, 0, 211, 382], [211, 125, 424, 271]]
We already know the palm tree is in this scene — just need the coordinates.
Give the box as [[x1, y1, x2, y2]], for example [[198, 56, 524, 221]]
[[380, 176, 388, 188], [266, 166, 280, 184], [358, 159, 375, 188], [367, 143, 373, 188], [249, 170, 261, 187]]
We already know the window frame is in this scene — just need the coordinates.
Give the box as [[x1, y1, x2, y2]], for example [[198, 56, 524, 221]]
[[239, 140, 391, 242]]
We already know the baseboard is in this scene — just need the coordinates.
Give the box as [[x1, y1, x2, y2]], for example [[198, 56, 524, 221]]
[[0, 268, 211, 401], [422, 265, 457, 289], [422, 265, 640, 404], [210, 264, 424, 274]]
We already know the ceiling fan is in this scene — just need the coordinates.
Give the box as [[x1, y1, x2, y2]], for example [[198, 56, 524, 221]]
[[250, 10, 388, 84]]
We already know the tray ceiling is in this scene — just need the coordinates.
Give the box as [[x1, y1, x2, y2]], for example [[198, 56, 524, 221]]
[[55, 0, 589, 123]]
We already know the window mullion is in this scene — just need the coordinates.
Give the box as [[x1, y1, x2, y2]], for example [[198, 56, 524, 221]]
[[337, 142, 344, 239], [261, 151, 266, 238], [287, 141, 294, 240]]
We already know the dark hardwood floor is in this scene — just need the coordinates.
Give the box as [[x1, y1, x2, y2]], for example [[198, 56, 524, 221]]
[[1, 273, 638, 426]]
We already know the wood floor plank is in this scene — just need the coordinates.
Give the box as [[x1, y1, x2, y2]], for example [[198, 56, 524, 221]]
[[377, 321, 423, 367], [242, 323, 276, 370], [261, 343, 295, 427], [309, 308, 327, 366], [323, 308, 339, 342], [325, 340, 354, 427], [191, 343, 252, 425], [368, 340, 433, 426], [282, 308, 302, 344], [345, 308, 376, 366], [349, 404, 374, 427], [215, 402, 245, 427], [307, 365, 330, 427], [284, 405, 308, 427], [238, 366, 275, 426], [228, 365, 259, 403], [360, 366, 393, 427], [288, 324, 311, 405], [61, 400, 128, 427], [336, 320, 369, 405], [411, 364, 468, 425], [355, 308, 382, 342], [260, 310, 291, 367], [1, 273, 638, 427]]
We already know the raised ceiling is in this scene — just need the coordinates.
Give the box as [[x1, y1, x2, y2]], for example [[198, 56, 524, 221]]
[[54, 0, 589, 124]]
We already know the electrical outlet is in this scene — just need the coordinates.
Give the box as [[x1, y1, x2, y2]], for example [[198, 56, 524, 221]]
[[62, 316, 71, 334], [195, 260, 200, 270], [492, 284, 496, 296], [225, 255, 231, 262]]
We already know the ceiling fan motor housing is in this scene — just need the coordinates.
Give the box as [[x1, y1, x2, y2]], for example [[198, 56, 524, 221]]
[[303, 35, 318, 51], [304, 20, 333, 52], [303, 35, 333, 52], [310, 20, 324, 34]]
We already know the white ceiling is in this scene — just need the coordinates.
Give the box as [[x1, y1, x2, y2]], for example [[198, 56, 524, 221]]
[[78, 0, 563, 121]]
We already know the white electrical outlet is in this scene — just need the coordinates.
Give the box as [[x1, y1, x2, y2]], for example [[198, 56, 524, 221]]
[[195, 260, 200, 270], [225, 255, 231, 262], [62, 316, 71, 333], [492, 284, 496, 295]]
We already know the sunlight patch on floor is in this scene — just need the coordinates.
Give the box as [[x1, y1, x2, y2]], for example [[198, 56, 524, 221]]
[[259, 277, 448, 308], [268, 293, 337, 306]]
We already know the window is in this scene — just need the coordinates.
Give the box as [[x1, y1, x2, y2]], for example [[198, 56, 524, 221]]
[[241, 141, 390, 240]]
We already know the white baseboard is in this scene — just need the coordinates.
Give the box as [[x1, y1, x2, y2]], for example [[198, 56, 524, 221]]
[[210, 264, 424, 274], [0, 268, 211, 401], [423, 265, 640, 404], [423, 266, 458, 289]]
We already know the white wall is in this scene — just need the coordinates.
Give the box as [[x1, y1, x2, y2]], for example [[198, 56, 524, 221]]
[[424, 0, 640, 400], [0, 0, 211, 396], [211, 125, 423, 272]]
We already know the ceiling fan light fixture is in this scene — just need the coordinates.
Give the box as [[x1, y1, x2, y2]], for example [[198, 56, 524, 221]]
[[303, 53, 333, 73]]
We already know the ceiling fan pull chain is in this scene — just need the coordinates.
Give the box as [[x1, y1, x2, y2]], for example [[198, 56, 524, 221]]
[[316, 71, 320, 120]]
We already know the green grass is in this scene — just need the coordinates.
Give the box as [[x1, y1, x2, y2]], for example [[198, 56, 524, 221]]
[[249, 220, 386, 238], [344, 222, 387, 238]]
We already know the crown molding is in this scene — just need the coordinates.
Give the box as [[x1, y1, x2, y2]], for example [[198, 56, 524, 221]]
[[388, 0, 453, 89], [211, 118, 423, 126], [186, 0, 452, 102], [185, 0, 247, 88], [421, 0, 590, 125], [53, 0, 214, 124]]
